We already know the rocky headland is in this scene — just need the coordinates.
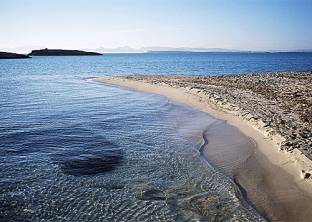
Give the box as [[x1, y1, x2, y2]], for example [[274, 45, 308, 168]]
[[29, 48, 102, 56], [0, 51, 30, 59], [98, 71, 312, 180]]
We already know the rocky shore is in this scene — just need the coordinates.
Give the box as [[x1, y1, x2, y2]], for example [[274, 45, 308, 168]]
[[111, 71, 312, 179]]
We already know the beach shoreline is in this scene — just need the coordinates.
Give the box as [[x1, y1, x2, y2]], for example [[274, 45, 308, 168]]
[[96, 72, 312, 221]]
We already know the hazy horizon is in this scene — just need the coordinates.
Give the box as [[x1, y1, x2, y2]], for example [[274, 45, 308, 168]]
[[2, 46, 312, 54], [1, 0, 312, 53]]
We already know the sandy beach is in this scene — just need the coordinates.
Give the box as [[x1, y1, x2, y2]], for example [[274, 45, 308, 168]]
[[96, 72, 312, 221]]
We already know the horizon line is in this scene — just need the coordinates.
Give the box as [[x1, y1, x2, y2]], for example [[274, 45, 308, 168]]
[[2, 46, 312, 54]]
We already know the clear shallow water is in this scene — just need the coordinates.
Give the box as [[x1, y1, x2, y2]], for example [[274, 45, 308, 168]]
[[2, 53, 310, 221]]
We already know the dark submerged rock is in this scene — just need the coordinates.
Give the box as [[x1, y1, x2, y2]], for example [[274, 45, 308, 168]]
[[60, 150, 123, 176]]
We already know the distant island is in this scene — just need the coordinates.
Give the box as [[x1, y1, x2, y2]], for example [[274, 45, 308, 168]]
[[28, 48, 102, 56], [147, 51, 197, 54], [82, 46, 245, 53], [145, 50, 247, 54], [0, 52, 30, 59]]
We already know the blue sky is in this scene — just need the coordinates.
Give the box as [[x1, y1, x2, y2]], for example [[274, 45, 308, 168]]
[[1, 0, 312, 51]]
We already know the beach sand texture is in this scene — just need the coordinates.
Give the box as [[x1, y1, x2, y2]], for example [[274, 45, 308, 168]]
[[96, 72, 312, 221]]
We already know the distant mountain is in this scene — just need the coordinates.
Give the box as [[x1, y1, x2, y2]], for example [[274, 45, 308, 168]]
[[267, 49, 312, 53], [0, 51, 30, 59], [29, 48, 102, 56], [82, 46, 145, 53], [142, 47, 244, 53], [83, 46, 312, 54], [83, 46, 247, 53]]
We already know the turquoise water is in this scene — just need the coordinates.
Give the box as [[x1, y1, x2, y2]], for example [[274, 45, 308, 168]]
[[1, 53, 311, 221]]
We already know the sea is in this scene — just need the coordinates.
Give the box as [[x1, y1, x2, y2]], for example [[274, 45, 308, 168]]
[[1, 52, 312, 221]]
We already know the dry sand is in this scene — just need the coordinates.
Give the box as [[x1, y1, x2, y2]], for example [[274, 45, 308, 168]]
[[96, 76, 312, 221]]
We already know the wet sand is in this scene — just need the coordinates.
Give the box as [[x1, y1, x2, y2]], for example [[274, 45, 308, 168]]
[[203, 121, 312, 221], [96, 75, 312, 221]]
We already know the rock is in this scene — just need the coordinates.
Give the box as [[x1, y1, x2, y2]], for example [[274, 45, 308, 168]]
[[301, 170, 311, 179], [0, 51, 30, 59], [59, 150, 123, 176]]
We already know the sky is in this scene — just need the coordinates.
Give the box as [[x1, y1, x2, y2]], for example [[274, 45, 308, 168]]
[[1, 0, 312, 52]]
